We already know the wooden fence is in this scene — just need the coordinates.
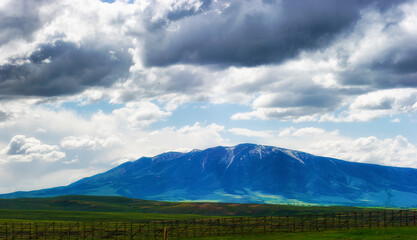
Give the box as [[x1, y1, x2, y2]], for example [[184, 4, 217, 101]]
[[1, 210, 416, 239]]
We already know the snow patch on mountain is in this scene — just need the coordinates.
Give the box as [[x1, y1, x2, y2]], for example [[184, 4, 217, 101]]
[[249, 147, 263, 159], [281, 149, 305, 164], [225, 147, 235, 169]]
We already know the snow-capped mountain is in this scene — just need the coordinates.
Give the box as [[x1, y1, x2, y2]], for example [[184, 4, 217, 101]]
[[2, 143, 417, 207]]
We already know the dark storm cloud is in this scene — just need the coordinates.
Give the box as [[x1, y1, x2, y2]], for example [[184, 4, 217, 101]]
[[144, 0, 212, 30], [165, 0, 212, 22], [256, 91, 341, 109], [143, 0, 407, 67], [0, 0, 49, 46], [341, 50, 417, 89], [263, 107, 328, 119], [373, 72, 417, 88], [373, 48, 417, 75], [0, 40, 132, 97]]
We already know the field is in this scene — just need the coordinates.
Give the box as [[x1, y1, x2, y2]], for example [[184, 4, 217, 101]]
[[199, 227, 417, 239], [0, 195, 416, 239], [0, 195, 371, 221]]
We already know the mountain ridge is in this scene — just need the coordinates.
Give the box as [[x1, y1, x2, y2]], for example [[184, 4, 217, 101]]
[[1, 143, 417, 207]]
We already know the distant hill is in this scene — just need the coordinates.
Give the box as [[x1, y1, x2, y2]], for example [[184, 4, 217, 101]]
[[0, 195, 367, 217], [1, 143, 417, 207]]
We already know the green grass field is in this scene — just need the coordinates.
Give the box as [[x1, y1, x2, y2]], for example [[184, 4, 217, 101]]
[[0, 209, 214, 223], [199, 227, 417, 239], [0, 195, 375, 220], [0, 195, 414, 239]]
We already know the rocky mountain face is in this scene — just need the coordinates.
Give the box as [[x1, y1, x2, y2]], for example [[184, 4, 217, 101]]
[[2, 143, 417, 207]]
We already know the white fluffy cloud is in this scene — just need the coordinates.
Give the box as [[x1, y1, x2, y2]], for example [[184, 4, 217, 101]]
[[60, 135, 122, 150], [112, 101, 172, 128], [273, 127, 417, 168], [228, 128, 273, 138], [308, 135, 417, 168], [146, 122, 227, 153], [321, 89, 417, 122], [0, 135, 65, 163], [278, 127, 327, 137]]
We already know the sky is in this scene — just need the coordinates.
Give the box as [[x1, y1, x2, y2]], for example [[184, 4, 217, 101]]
[[0, 0, 417, 194]]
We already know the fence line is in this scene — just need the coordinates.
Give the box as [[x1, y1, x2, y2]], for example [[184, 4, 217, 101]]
[[1, 210, 416, 239]]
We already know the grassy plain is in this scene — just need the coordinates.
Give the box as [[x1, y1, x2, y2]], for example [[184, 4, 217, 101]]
[[0, 195, 373, 222], [199, 226, 417, 239], [0, 209, 212, 223], [0, 195, 412, 239]]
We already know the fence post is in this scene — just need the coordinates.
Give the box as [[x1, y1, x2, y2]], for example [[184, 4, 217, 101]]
[[35, 223, 38, 239], [338, 213, 341, 230], [354, 212, 357, 228], [346, 212, 350, 230], [153, 222, 156, 240], [292, 216, 295, 233], [240, 217, 243, 235], [231, 218, 235, 236], [301, 216, 304, 232], [287, 216, 290, 232], [369, 212, 372, 228], [77, 222, 80, 239], [217, 218, 220, 236], [392, 210, 394, 227], [83, 223, 85, 239], [162, 220, 165, 238], [406, 211, 409, 226], [208, 219, 212, 237], [60, 223, 63, 240], [184, 220, 188, 239], [194, 219, 196, 238], [170, 220, 174, 239], [128, 222, 133, 239], [68, 223, 71, 239], [400, 211, 403, 227], [310, 215, 312, 232], [100, 222, 103, 240]]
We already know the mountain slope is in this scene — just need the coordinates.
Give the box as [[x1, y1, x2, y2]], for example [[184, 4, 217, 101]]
[[1, 143, 417, 207]]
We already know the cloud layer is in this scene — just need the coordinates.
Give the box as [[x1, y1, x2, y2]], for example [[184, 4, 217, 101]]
[[143, 0, 404, 67], [0, 40, 132, 97], [1, 0, 417, 121], [0, 135, 65, 163]]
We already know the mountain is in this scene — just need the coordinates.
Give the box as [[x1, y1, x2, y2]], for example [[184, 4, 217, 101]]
[[1, 143, 417, 207]]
